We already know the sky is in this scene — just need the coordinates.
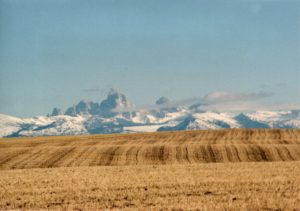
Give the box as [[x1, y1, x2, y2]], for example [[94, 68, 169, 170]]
[[0, 0, 300, 117]]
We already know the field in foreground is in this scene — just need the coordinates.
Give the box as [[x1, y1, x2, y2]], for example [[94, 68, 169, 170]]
[[0, 129, 300, 210], [1, 162, 300, 210]]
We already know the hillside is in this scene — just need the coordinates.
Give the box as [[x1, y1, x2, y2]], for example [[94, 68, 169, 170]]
[[1, 129, 300, 170]]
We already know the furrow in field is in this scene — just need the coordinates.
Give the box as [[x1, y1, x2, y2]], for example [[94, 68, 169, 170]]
[[0, 148, 31, 168], [1, 129, 300, 169], [9, 148, 44, 169]]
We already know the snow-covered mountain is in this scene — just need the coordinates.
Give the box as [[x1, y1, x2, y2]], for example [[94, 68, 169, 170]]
[[1, 90, 300, 137]]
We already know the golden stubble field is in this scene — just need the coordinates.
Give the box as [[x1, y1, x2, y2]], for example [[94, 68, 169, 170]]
[[0, 129, 300, 210]]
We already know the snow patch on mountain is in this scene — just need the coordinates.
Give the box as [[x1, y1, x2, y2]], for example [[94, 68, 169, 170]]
[[0, 114, 24, 137], [158, 112, 240, 131]]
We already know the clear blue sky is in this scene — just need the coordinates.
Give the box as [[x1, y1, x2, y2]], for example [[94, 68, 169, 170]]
[[0, 0, 299, 117]]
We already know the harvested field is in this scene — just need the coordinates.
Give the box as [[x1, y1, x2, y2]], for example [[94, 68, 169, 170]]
[[0, 129, 300, 210], [0, 162, 300, 210], [0, 129, 300, 170]]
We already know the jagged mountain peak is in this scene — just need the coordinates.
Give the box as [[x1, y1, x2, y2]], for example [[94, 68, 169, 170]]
[[156, 97, 171, 105], [64, 100, 100, 116], [54, 89, 133, 117], [51, 108, 62, 116], [99, 89, 132, 114]]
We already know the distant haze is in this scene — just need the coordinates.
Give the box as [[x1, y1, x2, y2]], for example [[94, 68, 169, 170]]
[[0, 0, 299, 117]]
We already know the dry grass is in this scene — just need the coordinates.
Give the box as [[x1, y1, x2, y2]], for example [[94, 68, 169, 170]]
[[0, 129, 300, 210], [0, 162, 300, 210]]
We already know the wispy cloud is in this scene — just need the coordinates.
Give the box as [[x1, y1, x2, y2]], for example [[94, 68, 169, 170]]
[[202, 91, 273, 104], [113, 91, 274, 112], [260, 82, 287, 90]]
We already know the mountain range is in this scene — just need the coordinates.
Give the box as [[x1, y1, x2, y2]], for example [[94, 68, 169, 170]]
[[1, 89, 300, 137]]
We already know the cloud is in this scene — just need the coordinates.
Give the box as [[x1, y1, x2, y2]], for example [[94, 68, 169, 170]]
[[261, 103, 300, 111], [113, 91, 273, 113], [275, 83, 287, 88], [202, 91, 273, 104], [260, 82, 287, 90], [186, 91, 273, 112]]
